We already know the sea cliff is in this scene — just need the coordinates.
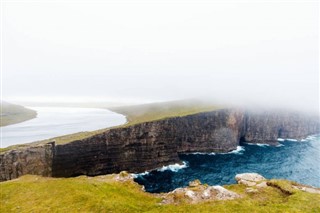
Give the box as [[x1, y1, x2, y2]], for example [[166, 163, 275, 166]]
[[0, 108, 319, 181]]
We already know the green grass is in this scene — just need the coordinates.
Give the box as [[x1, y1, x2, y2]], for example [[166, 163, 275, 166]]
[[110, 99, 223, 126], [1, 175, 319, 212], [0, 101, 37, 127]]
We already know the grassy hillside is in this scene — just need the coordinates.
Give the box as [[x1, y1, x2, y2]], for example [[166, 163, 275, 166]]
[[0, 101, 37, 127], [1, 174, 319, 212]]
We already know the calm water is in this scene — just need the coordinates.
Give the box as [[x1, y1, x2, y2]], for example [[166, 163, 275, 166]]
[[134, 135, 320, 193], [1, 107, 126, 148]]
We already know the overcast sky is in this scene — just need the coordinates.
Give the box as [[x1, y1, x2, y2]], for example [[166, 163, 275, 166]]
[[1, 0, 319, 111]]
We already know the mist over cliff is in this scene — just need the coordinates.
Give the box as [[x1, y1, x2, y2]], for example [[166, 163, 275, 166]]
[[2, 1, 318, 114]]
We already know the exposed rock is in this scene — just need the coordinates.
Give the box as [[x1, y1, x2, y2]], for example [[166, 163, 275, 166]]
[[212, 185, 241, 200], [292, 185, 320, 194], [235, 173, 266, 187], [189, 179, 201, 187], [162, 183, 241, 204], [256, 181, 268, 188], [114, 171, 133, 182], [185, 190, 196, 199], [0, 142, 54, 181]]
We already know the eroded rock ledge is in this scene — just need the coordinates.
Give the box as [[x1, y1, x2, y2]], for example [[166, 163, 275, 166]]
[[0, 108, 319, 181]]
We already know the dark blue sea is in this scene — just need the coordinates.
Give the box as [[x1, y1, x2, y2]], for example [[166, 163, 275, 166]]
[[134, 135, 320, 193]]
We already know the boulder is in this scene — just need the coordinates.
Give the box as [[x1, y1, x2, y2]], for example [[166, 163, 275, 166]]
[[162, 182, 241, 204], [235, 173, 266, 187]]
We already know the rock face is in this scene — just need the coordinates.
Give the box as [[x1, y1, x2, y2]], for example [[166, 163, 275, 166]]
[[0, 108, 319, 181], [52, 109, 243, 177], [0, 142, 54, 181], [243, 110, 319, 145]]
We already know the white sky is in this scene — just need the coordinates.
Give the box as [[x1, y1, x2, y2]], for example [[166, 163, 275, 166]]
[[1, 0, 319, 111]]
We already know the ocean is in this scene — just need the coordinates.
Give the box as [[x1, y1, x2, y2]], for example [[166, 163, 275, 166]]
[[134, 135, 320, 193]]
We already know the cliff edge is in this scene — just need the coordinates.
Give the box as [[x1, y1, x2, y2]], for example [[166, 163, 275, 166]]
[[1, 108, 319, 181]]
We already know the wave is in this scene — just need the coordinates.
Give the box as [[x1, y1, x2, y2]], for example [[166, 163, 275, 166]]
[[133, 161, 188, 178], [285, 138, 298, 142], [278, 134, 319, 143], [245, 142, 270, 147], [131, 171, 150, 178], [220, 146, 245, 155], [185, 152, 216, 155], [305, 134, 319, 141], [256, 143, 270, 147], [185, 146, 245, 156], [157, 161, 188, 172]]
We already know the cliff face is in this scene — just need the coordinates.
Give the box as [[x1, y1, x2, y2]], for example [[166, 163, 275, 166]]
[[0, 108, 319, 181], [0, 142, 54, 181], [52, 109, 243, 177], [243, 110, 319, 145]]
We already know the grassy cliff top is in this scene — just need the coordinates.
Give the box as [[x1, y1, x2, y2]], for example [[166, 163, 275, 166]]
[[110, 99, 222, 126], [1, 174, 319, 212], [0, 100, 221, 151], [0, 101, 37, 127]]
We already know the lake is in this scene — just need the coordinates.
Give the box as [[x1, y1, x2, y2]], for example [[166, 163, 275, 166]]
[[0, 107, 126, 148]]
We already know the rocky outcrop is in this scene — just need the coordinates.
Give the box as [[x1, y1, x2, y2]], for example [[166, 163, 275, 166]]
[[235, 173, 268, 190], [161, 179, 241, 204], [0, 142, 54, 181], [0, 108, 319, 181], [235, 173, 266, 187]]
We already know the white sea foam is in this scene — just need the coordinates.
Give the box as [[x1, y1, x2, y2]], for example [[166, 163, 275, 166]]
[[245, 142, 270, 147], [276, 144, 284, 147], [131, 171, 150, 178], [277, 134, 319, 143], [256, 143, 270, 147], [286, 138, 298, 142], [157, 161, 188, 172], [185, 152, 216, 155], [306, 135, 319, 141], [223, 146, 245, 154]]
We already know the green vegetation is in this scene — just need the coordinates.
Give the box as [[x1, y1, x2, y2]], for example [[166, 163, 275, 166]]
[[110, 99, 223, 126], [0, 101, 37, 127], [1, 175, 319, 212]]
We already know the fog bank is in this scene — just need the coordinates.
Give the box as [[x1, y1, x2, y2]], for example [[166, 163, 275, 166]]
[[2, 1, 318, 113]]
